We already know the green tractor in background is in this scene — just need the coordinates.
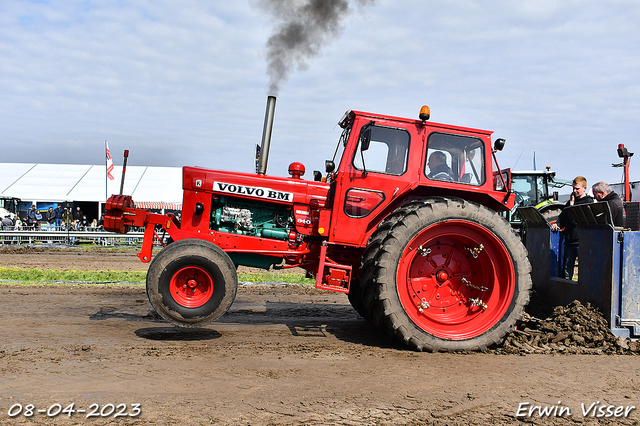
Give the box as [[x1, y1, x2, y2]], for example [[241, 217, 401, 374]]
[[506, 167, 571, 229]]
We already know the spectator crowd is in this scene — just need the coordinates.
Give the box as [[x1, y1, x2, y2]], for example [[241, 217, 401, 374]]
[[1, 205, 105, 232]]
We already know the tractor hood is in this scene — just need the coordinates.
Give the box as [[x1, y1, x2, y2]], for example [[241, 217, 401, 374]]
[[182, 166, 331, 207]]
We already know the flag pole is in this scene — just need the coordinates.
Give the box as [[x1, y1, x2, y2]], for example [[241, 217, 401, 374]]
[[105, 140, 108, 202]]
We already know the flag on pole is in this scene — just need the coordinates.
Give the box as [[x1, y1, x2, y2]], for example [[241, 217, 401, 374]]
[[106, 141, 115, 180]]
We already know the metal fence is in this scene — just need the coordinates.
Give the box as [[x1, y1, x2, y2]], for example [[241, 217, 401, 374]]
[[0, 227, 148, 246]]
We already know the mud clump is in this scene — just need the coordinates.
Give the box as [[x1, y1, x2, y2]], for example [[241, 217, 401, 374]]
[[493, 299, 639, 355]]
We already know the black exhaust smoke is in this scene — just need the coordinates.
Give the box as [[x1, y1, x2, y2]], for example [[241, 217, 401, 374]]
[[257, 95, 277, 175], [261, 0, 377, 95]]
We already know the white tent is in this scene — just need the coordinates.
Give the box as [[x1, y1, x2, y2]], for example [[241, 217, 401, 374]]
[[0, 163, 183, 209]]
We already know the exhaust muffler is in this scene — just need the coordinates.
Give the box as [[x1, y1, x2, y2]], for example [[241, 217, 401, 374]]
[[256, 96, 276, 175]]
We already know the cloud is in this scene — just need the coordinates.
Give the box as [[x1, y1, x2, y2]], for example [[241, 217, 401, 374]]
[[0, 0, 639, 188]]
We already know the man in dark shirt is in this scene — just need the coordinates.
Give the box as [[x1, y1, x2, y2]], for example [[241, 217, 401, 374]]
[[46, 207, 56, 226], [54, 205, 63, 230], [427, 151, 455, 181], [592, 181, 625, 227], [73, 206, 83, 222], [551, 176, 594, 280]]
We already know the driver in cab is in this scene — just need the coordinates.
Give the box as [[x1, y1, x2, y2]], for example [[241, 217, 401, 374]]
[[427, 151, 455, 181]]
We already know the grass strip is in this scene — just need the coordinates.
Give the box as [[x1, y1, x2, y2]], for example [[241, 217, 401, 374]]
[[0, 267, 313, 285], [0, 267, 146, 284], [238, 272, 314, 285]]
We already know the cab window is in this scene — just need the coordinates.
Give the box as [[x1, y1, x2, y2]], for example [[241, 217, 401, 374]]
[[511, 175, 537, 207], [426, 133, 485, 185], [353, 126, 410, 175]]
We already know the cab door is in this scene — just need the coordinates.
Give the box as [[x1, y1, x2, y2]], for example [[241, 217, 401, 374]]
[[330, 119, 416, 246]]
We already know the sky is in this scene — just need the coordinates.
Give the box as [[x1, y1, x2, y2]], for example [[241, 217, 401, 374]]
[[2, 0, 640, 192]]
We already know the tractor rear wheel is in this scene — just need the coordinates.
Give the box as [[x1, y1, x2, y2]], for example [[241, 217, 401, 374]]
[[362, 197, 531, 352], [146, 239, 237, 327]]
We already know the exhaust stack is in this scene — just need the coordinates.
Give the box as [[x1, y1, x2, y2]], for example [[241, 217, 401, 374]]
[[257, 96, 276, 175]]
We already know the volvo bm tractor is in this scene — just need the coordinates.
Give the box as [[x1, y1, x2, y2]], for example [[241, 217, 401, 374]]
[[105, 97, 532, 352]]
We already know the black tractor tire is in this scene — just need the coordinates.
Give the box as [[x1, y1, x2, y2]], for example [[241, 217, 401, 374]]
[[346, 277, 366, 320], [348, 205, 421, 324], [146, 239, 238, 327], [539, 203, 564, 224], [348, 224, 389, 321], [360, 197, 532, 352]]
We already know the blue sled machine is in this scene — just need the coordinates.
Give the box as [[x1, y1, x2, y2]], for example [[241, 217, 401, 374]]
[[520, 203, 640, 339]]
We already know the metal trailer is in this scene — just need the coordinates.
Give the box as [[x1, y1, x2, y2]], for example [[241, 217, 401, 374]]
[[610, 180, 640, 204], [520, 205, 640, 338]]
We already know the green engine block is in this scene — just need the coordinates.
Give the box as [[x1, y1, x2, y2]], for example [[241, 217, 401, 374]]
[[210, 196, 292, 240]]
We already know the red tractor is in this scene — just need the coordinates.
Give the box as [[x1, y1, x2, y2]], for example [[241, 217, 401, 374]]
[[105, 97, 532, 352]]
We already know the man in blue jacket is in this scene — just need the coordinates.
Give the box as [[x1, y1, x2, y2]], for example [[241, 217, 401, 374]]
[[54, 205, 64, 230]]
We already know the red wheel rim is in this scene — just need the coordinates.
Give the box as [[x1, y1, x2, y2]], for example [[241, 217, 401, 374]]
[[169, 266, 214, 308], [396, 220, 515, 340]]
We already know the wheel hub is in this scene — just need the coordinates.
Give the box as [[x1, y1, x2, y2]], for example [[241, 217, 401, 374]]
[[170, 267, 214, 308], [435, 269, 449, 283], [406, 244, 469, 311]]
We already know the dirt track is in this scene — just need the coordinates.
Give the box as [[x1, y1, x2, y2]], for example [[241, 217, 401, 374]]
[[1, 247, 639, 425]]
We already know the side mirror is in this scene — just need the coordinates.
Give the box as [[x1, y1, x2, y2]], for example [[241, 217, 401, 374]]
[[325, 160, 335, 174], [493, 138, 506, 152], [360, 128, 372, 152]]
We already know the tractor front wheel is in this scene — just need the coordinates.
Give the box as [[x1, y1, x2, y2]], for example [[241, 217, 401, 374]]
[[146, 239, 237, 327], [363, 198, 531, 352]]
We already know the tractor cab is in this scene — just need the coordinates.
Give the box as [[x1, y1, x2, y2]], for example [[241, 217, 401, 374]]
[[318, 107, 514, 247]]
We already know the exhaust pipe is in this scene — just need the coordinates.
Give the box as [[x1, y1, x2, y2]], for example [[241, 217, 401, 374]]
[[257, 96, 276, 175], [119, 149, 129, 195]]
